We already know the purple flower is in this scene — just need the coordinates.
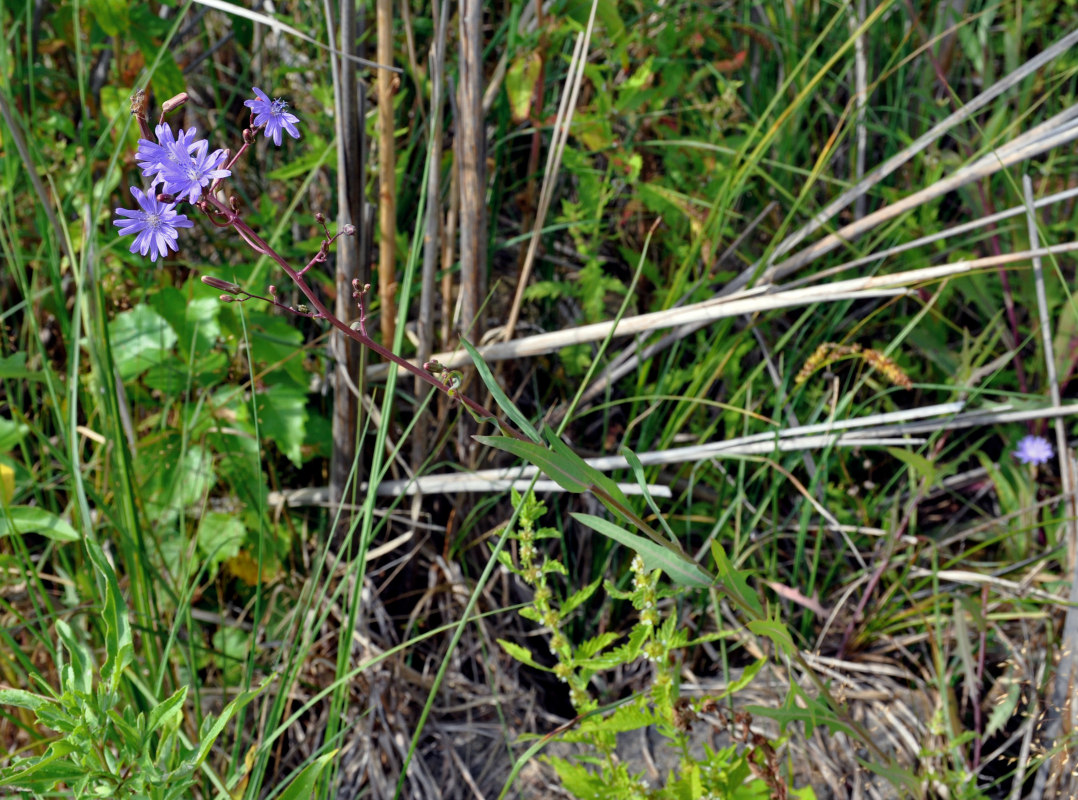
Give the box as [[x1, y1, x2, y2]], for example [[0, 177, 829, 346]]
[[137, 123, 199, 187], [244, 87, 301, 146], [156, 139, 231, 203], [1014, 435, 1054, 466], [113, 186, 194, 262]]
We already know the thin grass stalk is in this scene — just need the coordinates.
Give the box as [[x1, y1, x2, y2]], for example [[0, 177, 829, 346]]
[[377, 0, 397, 346], [763, 116, 1078, 283], [1025, 175, 1078, 800], [456, 0, 484, 337], [851, 0, 867, 220], [754, 25, 1078, 280]]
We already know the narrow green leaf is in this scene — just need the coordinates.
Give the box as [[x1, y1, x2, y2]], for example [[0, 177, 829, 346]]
[[571, 512, 712, 589], [497, 640, 546, 670], [711, 542, 763, 617], [275, 749, 338, 800], [462, 339, 542, 442], [0, 506, 78, 542], [621, 447, 676, 542], [884, 446, 937, 486], [746, 619, 796, 657], [474, 435, 588, 492], [0, 688, 53, 712], [146, 686, 188, 737]]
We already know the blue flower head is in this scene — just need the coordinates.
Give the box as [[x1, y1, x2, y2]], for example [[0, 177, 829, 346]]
[[137, 123, 199, 187], [1014, 435, 1054, 466], [156, 139, 231, 204], [113, 186, 194, 262], [136, 124, 230, 203], [244, 87, 301, 146]]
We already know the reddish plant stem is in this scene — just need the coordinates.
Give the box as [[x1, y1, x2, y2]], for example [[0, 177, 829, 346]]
[[204, 196, 519, 438]]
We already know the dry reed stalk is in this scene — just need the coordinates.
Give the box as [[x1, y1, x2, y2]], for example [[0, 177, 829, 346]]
[[456, 0, 484, 338], [328, 0, 368, 522], [502, 0, 599, 343], [368, 243, 1078, 378], [377, 0, 397, 345], [413, 0, 450, 473]]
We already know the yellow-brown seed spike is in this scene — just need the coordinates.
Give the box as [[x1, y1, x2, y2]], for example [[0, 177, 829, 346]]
[[795, 343, 831, 385], [862, 348, 913, 389], [795, 342, 861, 385]]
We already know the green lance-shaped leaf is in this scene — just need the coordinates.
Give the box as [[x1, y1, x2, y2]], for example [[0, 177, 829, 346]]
[[461, 338, 542, 442], [275, 749, 339, 800], [571, 513, 712, 589]]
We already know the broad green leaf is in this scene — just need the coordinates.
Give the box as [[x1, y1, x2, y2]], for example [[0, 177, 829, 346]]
[[0, 417, 29, 452], [506, 51, 542, 123], [151, 288, 222, 361], [561, 576, 603, 616], [276, 749, 338, 800], [0, 506, 78, 542], [108, 304, 177, 381], [255, 381, 308, 467], [541, 428, 634, 518], [571, 512, 711, 589], [197, 512, 245, 575], [462, 339, 541, 442], [87, 0, 128, 36], [195, 680, 270, 766], [55, 619, 92, 695], [720, 659, 765, 699], [0, 353, 41, 381], [984, 673, 1021, 738], [137, 440, 214, 525]]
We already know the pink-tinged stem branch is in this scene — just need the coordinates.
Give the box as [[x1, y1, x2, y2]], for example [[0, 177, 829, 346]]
[[205, 197, 519, 437]]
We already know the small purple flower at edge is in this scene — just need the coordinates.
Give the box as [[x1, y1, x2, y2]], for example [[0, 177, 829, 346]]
[[113, 186, 193, 262], [245, 87, 301, 146], [1014, 434, 1054, 466]]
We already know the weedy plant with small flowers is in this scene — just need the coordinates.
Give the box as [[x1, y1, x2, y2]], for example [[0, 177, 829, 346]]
[[496, 490, 815, 800]]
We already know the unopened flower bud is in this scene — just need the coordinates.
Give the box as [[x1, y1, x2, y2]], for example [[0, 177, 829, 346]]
[[156, 192, 176, 203], [297, 304, 310, 314], [162, 92, 189, 114], [201, 275, 243, 295], [219, 295, 234, 303], [342, 224, 356, 236], [315, 212, 325, 224], [352, 278, 361, 290], [424, 360, 445, 373], [243, 128, 256, 144], [268, 285, 277, 295]]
